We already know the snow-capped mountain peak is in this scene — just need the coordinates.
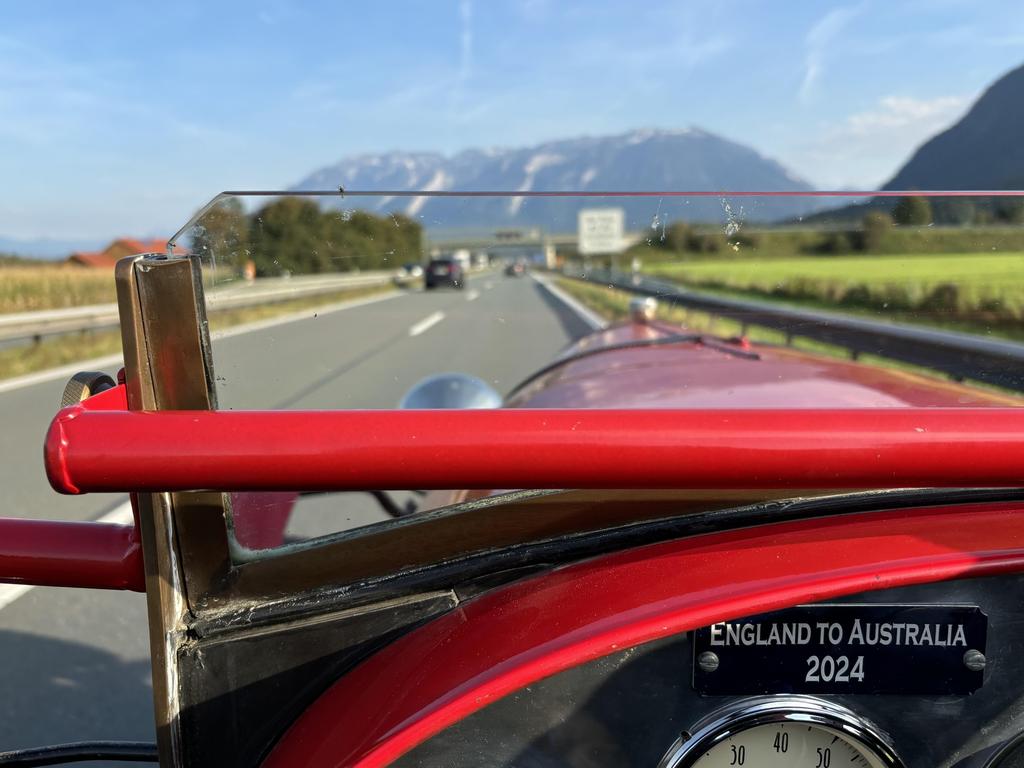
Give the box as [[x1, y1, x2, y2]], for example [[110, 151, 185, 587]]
[[291, 127, 815, 227]]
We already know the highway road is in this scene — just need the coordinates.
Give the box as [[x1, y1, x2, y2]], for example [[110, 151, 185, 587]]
[[0, 273, 598, 760]]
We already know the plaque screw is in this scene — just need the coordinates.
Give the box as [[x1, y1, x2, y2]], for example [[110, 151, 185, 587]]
[[698, 651, 720, 673], [963, 649, 987, 672]]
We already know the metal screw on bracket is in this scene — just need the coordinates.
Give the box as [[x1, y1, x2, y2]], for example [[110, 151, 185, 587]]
[[698, 651, 720, 673], [963, 649, 987, 672]]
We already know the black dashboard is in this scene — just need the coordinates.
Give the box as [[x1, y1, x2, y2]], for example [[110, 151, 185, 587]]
[[396, 574, 1024, 767]]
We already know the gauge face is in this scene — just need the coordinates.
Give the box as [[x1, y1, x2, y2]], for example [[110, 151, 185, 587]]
[[991, 734, 1024, 767], [660, 697, 903, 768], [692, 722, 887, 767]]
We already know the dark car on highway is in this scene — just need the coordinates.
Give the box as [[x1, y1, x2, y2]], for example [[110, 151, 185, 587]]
[[425, 257, 464, 289], [504, 260, 526, 277]]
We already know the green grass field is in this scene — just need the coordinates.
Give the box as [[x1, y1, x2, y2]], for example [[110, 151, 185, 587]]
[[647, 252, 1024, 287], [644, 252, 1024, 331]]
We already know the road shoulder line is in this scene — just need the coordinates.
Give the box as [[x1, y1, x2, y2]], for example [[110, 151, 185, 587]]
[[530, 273, 607, 331], [0, 289, 405, 395]]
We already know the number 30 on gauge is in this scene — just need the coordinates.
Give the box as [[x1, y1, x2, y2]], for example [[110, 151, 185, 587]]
[[659, 696, 904, 768]]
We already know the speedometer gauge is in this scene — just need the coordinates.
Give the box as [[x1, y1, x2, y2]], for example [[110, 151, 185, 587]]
[[659, 697, 904, 768]]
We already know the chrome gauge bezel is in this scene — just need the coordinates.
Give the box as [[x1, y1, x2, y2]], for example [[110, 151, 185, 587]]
[[658, 696, 905, 768], [989, 732, 1024, 766]]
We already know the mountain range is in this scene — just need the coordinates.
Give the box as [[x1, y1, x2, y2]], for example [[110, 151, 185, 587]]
[[883, 62, 1024, 190], [290, 128, 818, 230], [291, 60, 1024, 230], [9, 61, 1024, 257]]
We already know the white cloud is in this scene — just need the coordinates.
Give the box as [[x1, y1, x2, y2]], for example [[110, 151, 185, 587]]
[[459, 0, 473, 83], [784, 93, 973, 188], [845, 95, 968, 134], [799, 5, 863, 103], [567, 32, 733, 79], [517, 0, 550, 22]]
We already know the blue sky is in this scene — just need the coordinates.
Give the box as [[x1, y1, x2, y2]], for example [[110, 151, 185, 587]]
[[2, 0, 1024, 243]]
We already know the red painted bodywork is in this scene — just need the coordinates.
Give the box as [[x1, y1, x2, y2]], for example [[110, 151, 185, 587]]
[[263, 501, 1024, 767], [230, 491, 297, 550], [509, 320, 1022, 409], [44, 406, 1024, 494]]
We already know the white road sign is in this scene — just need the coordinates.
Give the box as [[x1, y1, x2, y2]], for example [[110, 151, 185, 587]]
[[578, 208, 625, 255]]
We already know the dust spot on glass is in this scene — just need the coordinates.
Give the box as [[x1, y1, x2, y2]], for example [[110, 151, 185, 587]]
[[721, 198, 745, 236], [648, 198, 666, 244], [721, 197, 746, 251]]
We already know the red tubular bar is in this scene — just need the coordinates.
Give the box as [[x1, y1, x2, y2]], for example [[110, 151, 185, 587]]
[[45, 406, 1024, 494], [0, 518, 144, 591]]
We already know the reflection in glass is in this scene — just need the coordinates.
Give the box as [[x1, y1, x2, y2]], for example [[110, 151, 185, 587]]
[[165, 191, 1024, 558]]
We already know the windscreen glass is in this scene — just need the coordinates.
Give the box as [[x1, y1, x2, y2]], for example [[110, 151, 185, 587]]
[[170, 191, 1024, 559]]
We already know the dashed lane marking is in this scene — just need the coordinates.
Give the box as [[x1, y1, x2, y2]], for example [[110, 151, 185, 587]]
[[408, 311, 445, 337]]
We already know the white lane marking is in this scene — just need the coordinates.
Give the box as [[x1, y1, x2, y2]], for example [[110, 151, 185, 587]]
[[530, 273, 607, 331], [466, 290, 480, 302], [0, 499, 134, 612], [95, 499, 135, 525], [0, 585, 32, 612], [408, 311, 445, 337], [211, 290, 401, 341], [0, 290, 404, 395], [0, 353, 125, 396]]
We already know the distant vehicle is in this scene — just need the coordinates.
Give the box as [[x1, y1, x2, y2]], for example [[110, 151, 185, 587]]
[[473, 252, 490, 269], [400, 262, 424, 278], [425, 257, 464, 289], [451, 249, 472, 272], [505, 260, 526, 277]]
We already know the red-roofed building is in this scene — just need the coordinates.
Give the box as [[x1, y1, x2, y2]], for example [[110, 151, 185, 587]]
[[68, 238, 184, 268]]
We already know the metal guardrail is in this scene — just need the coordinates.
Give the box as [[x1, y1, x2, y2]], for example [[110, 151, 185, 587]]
[[0, 269, 402, 347], [0, 304, 123, 346], [569, 268, 1024, 392]]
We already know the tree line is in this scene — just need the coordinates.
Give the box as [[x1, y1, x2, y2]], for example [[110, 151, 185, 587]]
[[191, 197, 423, 277], [637, 195, 1024, 258]]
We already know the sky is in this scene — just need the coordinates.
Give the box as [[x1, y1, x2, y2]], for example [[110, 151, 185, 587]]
[[2, 0, 1024, 245]]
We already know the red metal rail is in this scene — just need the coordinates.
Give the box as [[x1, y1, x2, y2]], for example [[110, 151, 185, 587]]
[[0, 517, 144, 591], [1, 385, 145, 591], [46, 405, 1024, 494]]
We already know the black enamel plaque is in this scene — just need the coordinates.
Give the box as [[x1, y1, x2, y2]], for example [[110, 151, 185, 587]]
[[692, 604, 987, 695]]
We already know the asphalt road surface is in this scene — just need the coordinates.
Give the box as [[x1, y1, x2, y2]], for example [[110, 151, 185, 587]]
[[0, 273, 596, 761]]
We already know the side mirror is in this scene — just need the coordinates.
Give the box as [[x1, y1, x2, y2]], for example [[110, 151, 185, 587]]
[[399, 373, 502, 409]]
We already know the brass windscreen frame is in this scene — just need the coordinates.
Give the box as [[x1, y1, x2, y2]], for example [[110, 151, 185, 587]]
[[114, 253, 234, 768]]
